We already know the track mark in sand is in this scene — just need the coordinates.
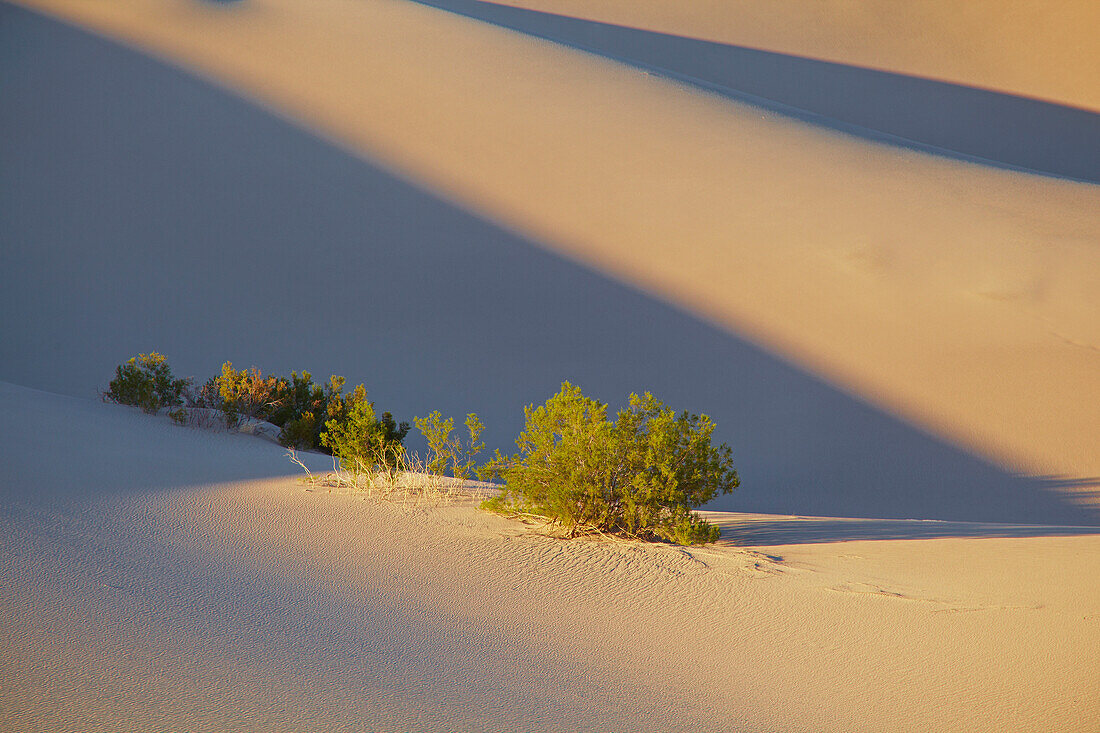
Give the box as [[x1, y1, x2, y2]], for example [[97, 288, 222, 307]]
[[694, 547, 787, 579], [968, 279, 1042, 304], [1047, 329, 1100, 354], [825, 582, 1041, 613], [931, 604, 1043, 614], [822, 581, 950, 605], [835, 244, 893, 275]]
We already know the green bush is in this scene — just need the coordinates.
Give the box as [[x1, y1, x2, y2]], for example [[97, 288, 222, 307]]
[[320, 379, 410, 476], [413, 410, 485, 479], [215, 361, 278, 428], [278, 410, 322, 450], [105, 354, 413, 462], [198, 367, 338, 450], [103, 354, 739, 545], [187, 376, 221, 410], [104, 353, 191, 414], [481, 382, 738, 545], [268, 370, 329, 450]]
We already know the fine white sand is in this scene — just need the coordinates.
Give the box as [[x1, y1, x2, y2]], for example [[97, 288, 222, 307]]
[[3, 383, 1098, 731]]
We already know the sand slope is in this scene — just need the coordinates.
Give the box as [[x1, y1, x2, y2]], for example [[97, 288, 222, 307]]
[[3, 383, 1099, 731], [487, 0, 1100, 112], [409, 0, 1100, 181]]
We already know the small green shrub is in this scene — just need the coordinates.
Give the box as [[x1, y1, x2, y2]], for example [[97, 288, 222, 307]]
[[187, 376, 221, 409], [215, 361, 278, 428], [481, 382, 738, 545], [268, 371, 330, 450], [320, 379, 410, 477], [104, 353, 190, 414], [414, 410, 453, 476], [413, 410, 485, 479], [279, 410, 321, 449]]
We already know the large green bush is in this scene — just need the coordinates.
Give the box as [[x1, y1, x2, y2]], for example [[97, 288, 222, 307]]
[[482, 382, 738, 545], [104, 353, 190, 414]]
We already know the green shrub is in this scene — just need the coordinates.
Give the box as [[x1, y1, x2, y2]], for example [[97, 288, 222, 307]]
[[104, 353, 191, 414], [187, 376, 221, 409], [413, 410, 485, 479], [215, 361, 278, 428], [481, 382, 738, 545], [271, 371, 334, 450], [320, 379, 410, 476], [279, 410, 322, 450]]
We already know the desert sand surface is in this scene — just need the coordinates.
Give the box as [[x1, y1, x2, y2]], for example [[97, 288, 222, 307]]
[[3, 383, 1099, 731], [485, 0, 1100, 113], [2, 0, 1099, 729], [409, 0, 1100, 181]]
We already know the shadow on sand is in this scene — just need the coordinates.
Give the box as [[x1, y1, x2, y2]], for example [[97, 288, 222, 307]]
[[1, 3, 1097, 525], [710, 510, 1100, 546], [0, 384, 320, 501], [411, 0, 1100, 183]]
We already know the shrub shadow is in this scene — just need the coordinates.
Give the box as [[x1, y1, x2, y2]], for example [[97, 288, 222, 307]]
[[411, 0, 1100, 182], [1, 4, 1096, 523], [709, 503, 1100, 546]]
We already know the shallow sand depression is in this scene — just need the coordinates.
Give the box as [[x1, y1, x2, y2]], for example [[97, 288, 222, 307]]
[[1, 0, 1099, 729]]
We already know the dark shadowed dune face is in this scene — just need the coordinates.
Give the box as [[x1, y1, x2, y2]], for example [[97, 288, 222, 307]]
[[1, 3, 1096, 526]]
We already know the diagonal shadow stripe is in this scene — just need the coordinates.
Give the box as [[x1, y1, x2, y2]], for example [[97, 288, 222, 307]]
[[1, 3, 1096, 525], [409, 0, 1100, 183]]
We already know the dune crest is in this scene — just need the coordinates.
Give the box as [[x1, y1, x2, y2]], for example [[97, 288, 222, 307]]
[[487, 0, 1100, 112]]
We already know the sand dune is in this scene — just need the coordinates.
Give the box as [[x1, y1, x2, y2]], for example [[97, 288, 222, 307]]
[[2, 3, 1099, 727], [3, 383, 1098, 731], [3, 2, 1097, 524], [411, 0, 1100, 181]]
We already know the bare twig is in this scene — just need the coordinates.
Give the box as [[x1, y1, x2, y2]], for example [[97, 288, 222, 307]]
[[285, 448, 313, 482]]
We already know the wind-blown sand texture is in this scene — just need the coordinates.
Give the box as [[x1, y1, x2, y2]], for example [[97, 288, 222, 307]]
[[1, 0, 1099, 729], [3, 383, 1098, 731]]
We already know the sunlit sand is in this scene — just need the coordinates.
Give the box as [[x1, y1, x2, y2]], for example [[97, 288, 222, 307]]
[[3, 384, 1098, 731]]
